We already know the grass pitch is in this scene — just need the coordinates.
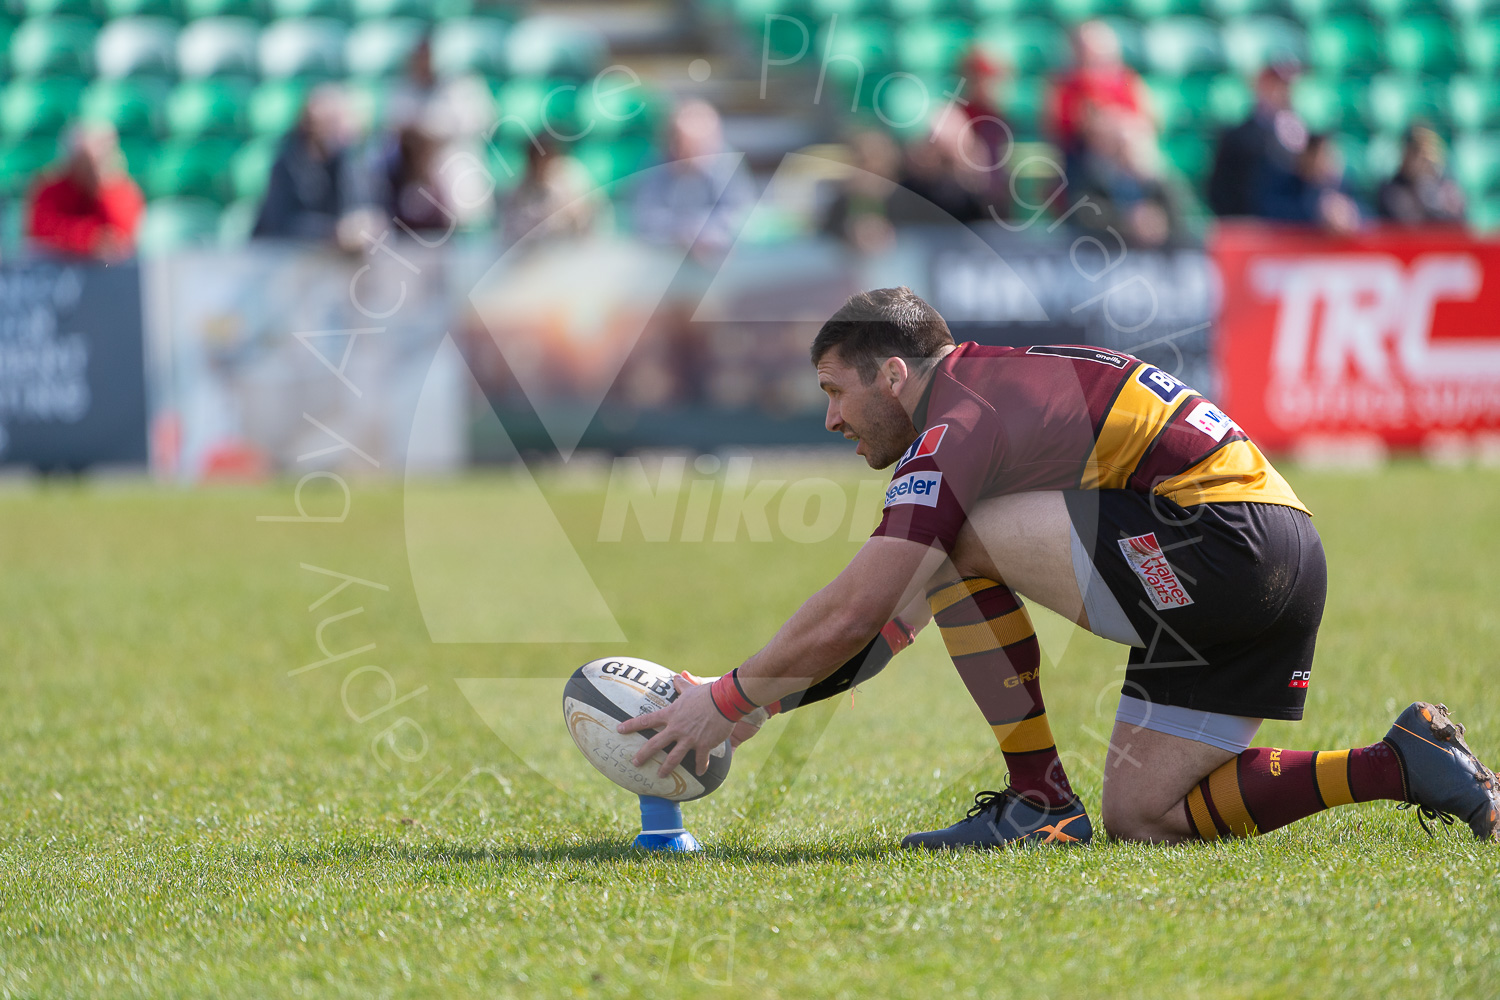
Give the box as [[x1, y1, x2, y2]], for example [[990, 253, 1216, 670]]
[[2, 459, 1498, 998]]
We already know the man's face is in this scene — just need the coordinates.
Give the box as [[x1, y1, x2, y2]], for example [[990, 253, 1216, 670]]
[[816, 350, 917, 469]]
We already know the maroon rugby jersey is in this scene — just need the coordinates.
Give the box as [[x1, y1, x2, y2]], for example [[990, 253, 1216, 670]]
[[872, 343, 1308, 553]]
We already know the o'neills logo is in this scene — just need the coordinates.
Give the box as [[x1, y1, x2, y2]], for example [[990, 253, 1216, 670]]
[[1118, 532, 1194, 611]]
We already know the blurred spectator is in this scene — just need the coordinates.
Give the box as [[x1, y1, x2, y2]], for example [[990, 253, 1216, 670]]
[[822, 130, 902, 253], [380, 124, 455, 235], [1071, 108, 1184, 247], [253, 86, 372, 246], [632, 100, 754, 257], [892, 114, 993, 226], [501, 137, 604, 244], [27, 125, 143, 260], [1260, 132, 1361, 233], [1048, 20, 1152, 178], [1207, 62, 1307, 218], [384, 35, 494, 226], [1377, 125, 1466, 226]]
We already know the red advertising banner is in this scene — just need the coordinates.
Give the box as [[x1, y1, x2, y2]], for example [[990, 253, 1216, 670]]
[[1213, 223, 1500, 452]]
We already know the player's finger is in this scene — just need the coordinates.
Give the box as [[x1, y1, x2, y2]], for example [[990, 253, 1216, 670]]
[[656, 740, 690, 779], [618, 708, 664, 734], [630, 729, 674, 768], [693, 746, 710, 776]]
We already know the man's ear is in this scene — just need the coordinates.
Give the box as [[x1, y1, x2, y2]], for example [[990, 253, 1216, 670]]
[[880, 356, 910, 394]]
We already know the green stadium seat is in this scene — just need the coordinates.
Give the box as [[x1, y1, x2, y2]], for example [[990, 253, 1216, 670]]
[[0, 78, 84, 138], [144, 138, 237, 199], [998, 74, 1045, 137], [1386, 17, 1462, 77], [258, 18, 346, 79], [136, 195, 222, 252], [228, 134, 275, 199], [969, 0, 1057, 15], [869, 72, 935, 131], [574, 136, 651, 187], [977, 18, 1070, 76], [1127, 0, 1201, 18], [94, 17, 178, 79], [0, 138, 59, 196], [504, 17, 605, 78], [217, 196, 258, 244], [177, 17, 259, 78], [1354, 131, 1402, 189], [1051, 0, 1133, 22], [178, 0, 266, 18], [1286, 0, 1377, 20], [1461, 19, 1500, 76], [345, 17, 425, 78], [1452, 134, 1500, 195], [95, 0, 178, 18], [15, 0, 95, 17], [1367, 74, 1450, 133], [1445, 0, 1500, 20], [1207, 0, 1295, 18], [80, 77, 169, 135], [1145, 74, 1213, 131], [10, 17, 97, 77], [1208, 73, 1253, 126], [889, 0, 965, 17], [1367, 0, 1448, 21], [1292, 74, 1345, 131], [816, 17, 895, 87], [248, 78, 309, 134], [894, 18, 972, 76], [1450, 76, 1500, 131], [1162, 130, 1211, 183], [431, 16, 507, 77], [1142, 18, 1225, 77], [349, 0, 432, 19], [165, 78, 251, 136], [342, 74, 390, 126], [1307, 15, 1384, 77], [1221, 16, 1306, 78], [266, 0, 347, 17]]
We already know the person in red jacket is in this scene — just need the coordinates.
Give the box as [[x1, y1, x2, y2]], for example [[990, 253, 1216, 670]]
[[27, 125, 144, 260], [1047, 20, 1153, 180]]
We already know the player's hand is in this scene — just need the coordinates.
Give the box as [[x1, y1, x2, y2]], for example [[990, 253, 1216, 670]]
[[619, 675, 735, 778], [676, 671, 766, 749]]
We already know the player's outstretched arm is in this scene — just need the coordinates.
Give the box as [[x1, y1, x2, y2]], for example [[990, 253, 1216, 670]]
[[620, 535, 945, 777]]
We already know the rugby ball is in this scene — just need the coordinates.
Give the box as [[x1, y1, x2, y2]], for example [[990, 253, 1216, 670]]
[[563, 657, 732, 802]]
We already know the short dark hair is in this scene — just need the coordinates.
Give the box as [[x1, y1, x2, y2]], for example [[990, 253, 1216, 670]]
[[810, 287, 955, 384]]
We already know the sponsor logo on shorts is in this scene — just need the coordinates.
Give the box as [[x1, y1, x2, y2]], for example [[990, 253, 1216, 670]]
[[1185, 400, 1235, 442], [1118, 532, 1194, 610], [1135, 365, 1191, 403], [884, 471, 942, 508], [1288, 670, 1311, 689], [896, 423, 948, 470]]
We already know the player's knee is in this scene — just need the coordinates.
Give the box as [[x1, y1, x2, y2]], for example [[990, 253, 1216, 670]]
[[1100, 797, 1167, 843]]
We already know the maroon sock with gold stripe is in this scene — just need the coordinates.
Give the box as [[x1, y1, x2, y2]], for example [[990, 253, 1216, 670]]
[[1183, 741, 1408, 839], [927, 578, 1075, 808]]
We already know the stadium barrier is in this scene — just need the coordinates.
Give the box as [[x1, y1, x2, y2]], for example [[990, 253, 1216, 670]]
[[15, 223, 1500, 476]]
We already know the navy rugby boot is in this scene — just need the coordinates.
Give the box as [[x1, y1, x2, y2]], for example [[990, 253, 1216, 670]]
[[1385, 702, 1500, 841], [901, 788, 1092, 850]]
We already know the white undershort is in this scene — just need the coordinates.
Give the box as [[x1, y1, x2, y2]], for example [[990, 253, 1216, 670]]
[[1115, 694, 1264, 754]]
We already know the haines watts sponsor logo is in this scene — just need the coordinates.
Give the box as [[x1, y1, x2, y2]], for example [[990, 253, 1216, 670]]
[[1118, 532, 1193, 610]]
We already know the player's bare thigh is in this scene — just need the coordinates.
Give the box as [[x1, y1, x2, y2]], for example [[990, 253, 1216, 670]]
[[941, 491, 1091, 630]]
